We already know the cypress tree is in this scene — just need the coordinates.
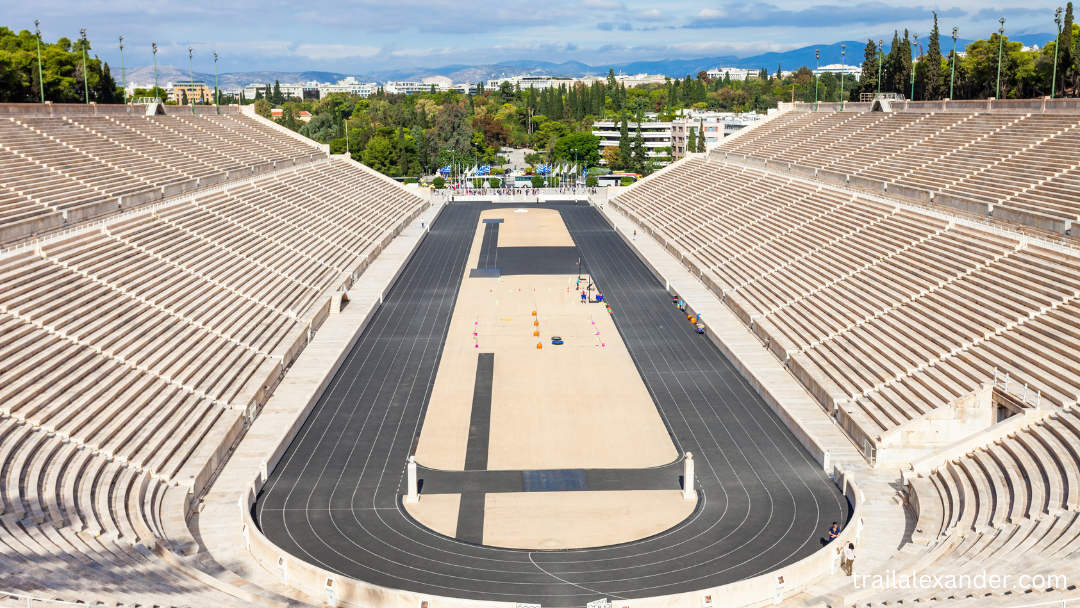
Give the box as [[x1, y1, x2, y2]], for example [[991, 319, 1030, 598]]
[[1061, 3, 1075, 96], [618, 115, 631, 170], [924, 12, 946, 100], [855, 39, 879, 100], [631, 122, 646, 173], [687, 125, 696, 154], [697, 124, 706, 153]]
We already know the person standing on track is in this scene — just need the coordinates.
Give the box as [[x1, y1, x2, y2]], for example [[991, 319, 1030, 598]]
[[633, 229, 637, 241], [581, 290, 587, 304]]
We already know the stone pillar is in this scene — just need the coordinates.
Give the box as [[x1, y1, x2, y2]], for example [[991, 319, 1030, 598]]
[[406, 456, 419, 504], [683, 452, 695, 499]]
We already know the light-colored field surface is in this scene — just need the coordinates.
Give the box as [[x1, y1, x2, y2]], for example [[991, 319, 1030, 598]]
[[486, 207, 575, 247], [414, 207, 677, 470], [482, 490, 696, 549], [403, 493, 461, 538]]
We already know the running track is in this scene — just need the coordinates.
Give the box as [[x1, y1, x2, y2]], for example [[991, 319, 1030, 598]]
[[255, 201, 848, 606]]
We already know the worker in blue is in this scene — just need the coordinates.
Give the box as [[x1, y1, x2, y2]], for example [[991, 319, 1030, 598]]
[[827, 522, 840, 543], [596, 293, 603, 303], [581, 290, 587, 304]]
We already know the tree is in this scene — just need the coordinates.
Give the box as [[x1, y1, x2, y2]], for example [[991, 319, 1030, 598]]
[[922, 12, 947, 100], [630, 123, 647, 173], [602, 147, 621, 170], [433, 102, 473, 168], [696, 124, 706, 153], [855, 39, 880, 100], [272, 80, 283, 105], [551, 132, 600, 166], [362, 136, 395, 173], [254, 98, 271, 118], [473, 113, 509, 148], [531, 175, 544, 188], [686, 125, 696, 154], [618, 115, 631, 169], [181, 89, 188, 105], [1061, 3, 1076, 96]]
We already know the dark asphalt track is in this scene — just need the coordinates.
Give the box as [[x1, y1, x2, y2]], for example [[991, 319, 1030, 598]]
[[255, 201, 848, 606]]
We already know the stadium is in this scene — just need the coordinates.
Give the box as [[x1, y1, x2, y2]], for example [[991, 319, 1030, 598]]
[[2, 93, 1080, 608]]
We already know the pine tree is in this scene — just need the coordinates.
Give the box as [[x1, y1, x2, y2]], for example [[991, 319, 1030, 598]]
[[697, 125, 706, 153], [924, 12, 946, 100]]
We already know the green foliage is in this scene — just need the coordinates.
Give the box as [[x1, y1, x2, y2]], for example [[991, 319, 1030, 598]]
[[254, 99, 271, 118], [433, 176, 445, 189], [620, 176, 634, 186], [586, 176, 598, 187], [523, 151, 546, 166], [489, 177, 501, 188], [551, 132, 600, 165], [0, 27, 122, 103], [530, 175, 544, 188]]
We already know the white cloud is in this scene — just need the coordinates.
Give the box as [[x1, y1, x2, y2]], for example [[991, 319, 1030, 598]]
[[637, 9, 667, 21]]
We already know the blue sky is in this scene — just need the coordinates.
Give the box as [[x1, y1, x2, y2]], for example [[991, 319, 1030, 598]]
[[11, 1, 1060, 74]]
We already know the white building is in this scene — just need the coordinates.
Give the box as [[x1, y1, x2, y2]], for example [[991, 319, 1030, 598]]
[[670, 111, 765, 159], [384, 81, 430, 95], [318, 77, 377, 98], [591, 120, 673, 166], [707, 68, 755, 82], [812, 64, 863, 80]]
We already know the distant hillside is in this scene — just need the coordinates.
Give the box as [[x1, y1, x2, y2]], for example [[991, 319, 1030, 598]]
[[115, 33, 1058, 88]]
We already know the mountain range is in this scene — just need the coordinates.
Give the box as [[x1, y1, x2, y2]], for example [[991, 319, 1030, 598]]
[[117, 33, 1056, 90]]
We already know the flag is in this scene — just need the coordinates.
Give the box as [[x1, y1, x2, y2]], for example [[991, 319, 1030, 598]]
[[439, 165, 451, 174]]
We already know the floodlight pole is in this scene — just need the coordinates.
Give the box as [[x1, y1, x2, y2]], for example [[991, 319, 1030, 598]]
[[80, 29, 89, 104], [152, 42, 159, 102], [119, 36, 126, 104], [1052, 8, 1063, 99], [996, 18, 1006, 100], [814, 49, 819, 111], [188, 47, 195, 112], [214, 51, 219, 113], [840, 44, 846, 111], [34, 21, 45, 104], [877, 39, 884, 97], [910, 33, 918, 101], [950, 28, 958, 100]]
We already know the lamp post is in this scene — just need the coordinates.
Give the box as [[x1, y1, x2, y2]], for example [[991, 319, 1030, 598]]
[[34, 21, 45, 104], [996, 18, 1006, 100], [840, 44, 846, 110], [188, 47, 196, 111], [910, 33, 918, 101], [214, 51, 220, 113], [1052, 8, 1063, 99], [80, 29, 89, 104], [877, 39, 884, 97], [119, 36, 127, 104], [949, 27, 958, 100], [152, 42, 159, 102], [814, 49, 820, 111]]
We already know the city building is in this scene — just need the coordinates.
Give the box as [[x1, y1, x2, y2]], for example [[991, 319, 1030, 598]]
[[384, 81, 430, 95], [812, 64, 863, 79], [168, 81, 212, 104], [707, 68, 756, 82], [591, 120, 673, 166], [670, 111, 765, 159], [318, 77, 377, 98]]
